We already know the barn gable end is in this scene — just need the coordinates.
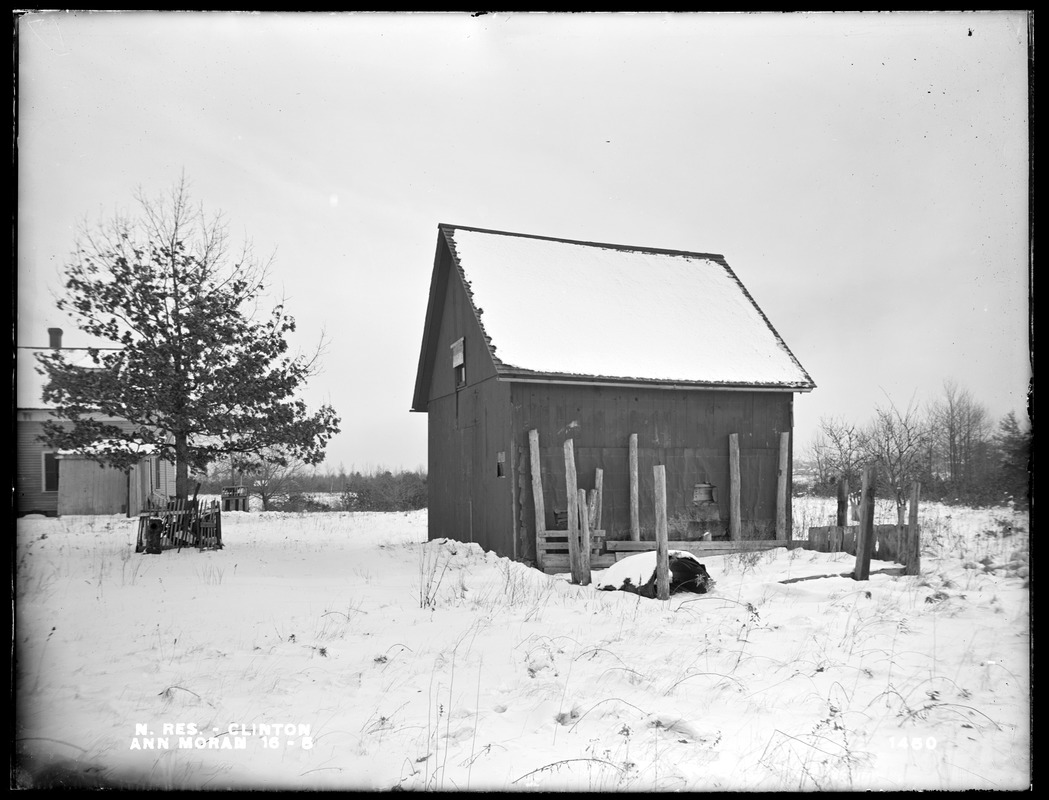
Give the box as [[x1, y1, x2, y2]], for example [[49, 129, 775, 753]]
[[412, 231, 514, 556]]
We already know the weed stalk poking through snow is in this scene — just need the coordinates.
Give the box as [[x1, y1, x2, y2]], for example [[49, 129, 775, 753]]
[[418, 544, 450, 609]]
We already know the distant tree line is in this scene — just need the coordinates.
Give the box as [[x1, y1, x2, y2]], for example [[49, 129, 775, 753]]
[[195, 456, 427, 513], [802, 379, 1031, 511]]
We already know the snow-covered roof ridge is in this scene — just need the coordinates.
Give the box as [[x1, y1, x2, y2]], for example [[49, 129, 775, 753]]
[[440, 222, 732, 263], [438, 223, 815, 389], [440, 227, 504, 369]]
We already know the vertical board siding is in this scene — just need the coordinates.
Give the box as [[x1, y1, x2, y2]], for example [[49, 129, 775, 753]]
[[423, 245, 514, 556], [426, 241, 498, 405], [57, 457, 128, 515], [510, 383, 792, 544]]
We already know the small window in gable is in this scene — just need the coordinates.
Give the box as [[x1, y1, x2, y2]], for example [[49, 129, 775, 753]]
[[451, 337, 466, 388], [496, 451, 506, 478]]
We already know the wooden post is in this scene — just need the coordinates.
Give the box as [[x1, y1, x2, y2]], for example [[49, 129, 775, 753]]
[[905, 481, 921, 576], [653, 465, 670, 601], [629, 433, 640, 541], [854, 465, 876, 580], [577, 488, 591, 585], [564, 439, 582, 584], [587, 468, 603, 531], [776, 431, 790, 541], [728, 433, 741, 541], [528, 430, 546, 534], [836, 477, 849, 527]]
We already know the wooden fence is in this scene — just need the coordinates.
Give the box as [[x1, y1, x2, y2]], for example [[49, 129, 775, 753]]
[[136, 498, 223, 553], [530, 432, 920, 583], [806, 524, 920, 564]]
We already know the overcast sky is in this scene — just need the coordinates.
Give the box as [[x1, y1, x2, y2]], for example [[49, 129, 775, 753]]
[[16, 11, 1030, 473]]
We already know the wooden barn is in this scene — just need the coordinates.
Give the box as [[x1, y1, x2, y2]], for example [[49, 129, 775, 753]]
[[410, 224, 815, 569], [16, 328, 176, 517]]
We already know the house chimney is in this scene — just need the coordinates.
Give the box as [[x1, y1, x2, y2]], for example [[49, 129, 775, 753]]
[[48, 327, 63, 349]]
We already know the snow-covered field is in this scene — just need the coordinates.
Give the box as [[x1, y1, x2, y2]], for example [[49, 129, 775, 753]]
[[14, 498, 1030, 791]]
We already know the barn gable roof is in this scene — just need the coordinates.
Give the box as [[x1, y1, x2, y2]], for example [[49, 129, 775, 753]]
[[412, 224, 815, 411]]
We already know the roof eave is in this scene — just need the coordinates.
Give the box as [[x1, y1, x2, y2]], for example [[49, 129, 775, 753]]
[[494, 366, 816, 392]]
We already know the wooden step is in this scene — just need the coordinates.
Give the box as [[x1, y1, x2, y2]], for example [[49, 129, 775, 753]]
[[605, 539, 795, 560], [541, 554, 616, 574], [537, 528, 607, 573]]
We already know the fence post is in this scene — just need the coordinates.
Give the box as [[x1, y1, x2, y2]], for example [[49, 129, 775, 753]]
[[836, 477, 850, 528], [528, 430, 546, 535], [629, 433, 640, 541], [776, 431, 790, 540], [906, 481, 921, 576], [564, 439, 582, 584], [854, 465, 876, 580], [653, 465, 670, 601], [577, 488, 591, 586], [588, 468, 604, 531], [729, 433, 741, 541]]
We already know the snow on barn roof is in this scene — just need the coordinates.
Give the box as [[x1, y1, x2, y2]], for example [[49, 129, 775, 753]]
[[441, 224, 815, 389]]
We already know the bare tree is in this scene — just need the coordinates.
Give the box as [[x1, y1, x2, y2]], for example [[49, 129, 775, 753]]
[[805, 429, 831, 488], [930, 378, 963, 482], [236, 447, 307, 511], [928, 379, 995, 493], [816, 416, 867, 489], [863, 397, 932, 526]]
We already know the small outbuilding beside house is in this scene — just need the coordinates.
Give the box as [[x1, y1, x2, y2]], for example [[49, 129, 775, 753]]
[[411, 224, 815, 569]]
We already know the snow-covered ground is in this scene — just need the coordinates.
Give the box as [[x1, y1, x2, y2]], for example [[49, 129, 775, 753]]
[[14, 498, 1030, 791]]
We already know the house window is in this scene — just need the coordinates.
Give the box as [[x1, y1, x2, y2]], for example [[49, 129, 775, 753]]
[[496, 451, 506, 478], [451, 337, 466, 388], [43, 452, 59, 492]]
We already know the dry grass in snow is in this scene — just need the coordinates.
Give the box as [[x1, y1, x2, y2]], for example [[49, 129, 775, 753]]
[[14, 498, 1030, 791]]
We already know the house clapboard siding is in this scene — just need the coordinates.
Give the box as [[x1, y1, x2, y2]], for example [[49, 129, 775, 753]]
[[17, 416, 58, 516]]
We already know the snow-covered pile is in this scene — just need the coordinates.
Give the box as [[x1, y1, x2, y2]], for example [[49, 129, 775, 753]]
[[593, 549, 715, 595], [14, 499, 1029, 790]]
